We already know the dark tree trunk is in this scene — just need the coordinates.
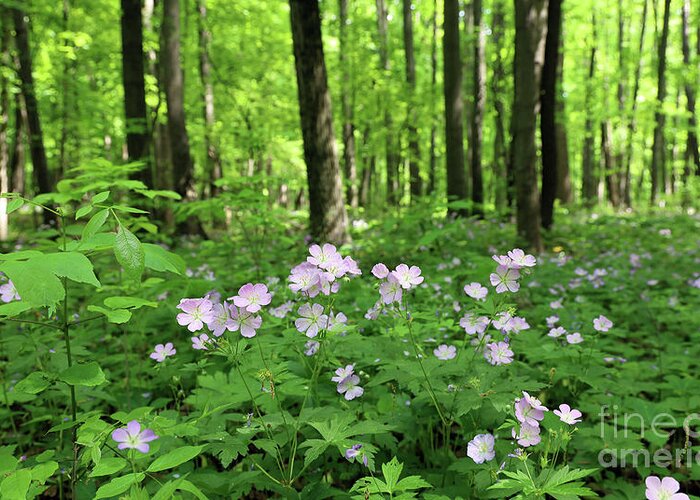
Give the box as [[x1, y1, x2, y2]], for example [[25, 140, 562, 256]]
[[197, 0, 222, 197], [162, 0, 200, 233], [444, 0, 468, 216], [539, 0, 560, 229], [403, 0, 422, 200], [339, 0, 357, 209], [121, 0, 152, 188], [650, 0, 671, 203], [376, 0, 398, 204], [9, 94, 26, 195], [491, 0, 508, 211], [427, 0, 438, 195], [681, 0, 699, 178], [623, 0, 648, 205], [513, 0, 546, 251], [290, 0, 348, 244], [555, 31, 571, 204], [582, 14, 598, 205], [12, 8, 54, 225], [601, 120, 620, 206], [470, 0, 485, 216]]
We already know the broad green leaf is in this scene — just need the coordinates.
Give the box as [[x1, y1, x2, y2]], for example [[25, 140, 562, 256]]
[[94, 472, 144, 499], [0, 260, 64, 308], [59, 362, 106, 387], [146, 445, 205, 472], [31, 461, 58, 483], [76, 205, 93, 220], [6, 198, 24, 214], [92, 191, 110, 204], [87, 305, 132, 324], [382, 457, 404, 492], [143, 243, 185, 275], [299, 439, 328, 467], [153, 478, 208, 500], [82, 208, 110, 240], [14, 372, 52, 395], [0, 301, 32, 318], [114, 225, 144, 282], [0, 470, 32, 500], [395, 475, 432, 492], [44, 252, 101, 288], [103, 296, 157, 310], [89, 457, 127, 478]]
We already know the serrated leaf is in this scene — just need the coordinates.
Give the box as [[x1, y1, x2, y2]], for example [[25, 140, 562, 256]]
[[114, 225, 144, 282], [382, 457, 404, 491], [0, 301, 32, 318], [94, 472, 144, 499], [0, 469, 31, 500], [14, 372, 52, 394], [143, 244, 185, 275], [299, 439, 329, 467], [395, 475, 432, 491], [82, 208, 110, 240], [31, 461, 58, 483], [44, 252, 101, 287], [146, 445, 204, 472], [59, 362, 106, 387]]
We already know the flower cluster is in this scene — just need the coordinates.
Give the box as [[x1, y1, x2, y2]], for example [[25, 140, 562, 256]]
[[489, 249, 536, 294], [288, 243, 361, 298], [0, 278, 20, 303], [372, 262, 424, 305], [331, 364, 363, 400]]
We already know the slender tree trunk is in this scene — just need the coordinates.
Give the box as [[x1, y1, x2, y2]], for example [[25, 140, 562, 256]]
[[513, 0, 546, 251], [470, 0, 485, 216], [427, 0, 438, 195], [197, 0, 221, 198], [403, 0, 422, 200], [462, 0, 474, 172], [601, 120, 620, 206], [290, 0, 349, 244], [376, 0, 398, 204], [0, 14, 10, 240], [681, 0, 700, 178], [9, 94, 26, 196], [623, 0, 648, 205], [491, 0, 508, 211], [582, 14, 598, 205], [59, 0, 71, 178], [555, 31, 571, 204], [650, 0, 671, 203], [339, 0, 357, 209], [539, 0, 560, 228], [121, 0, 152, 188], [12, 8, 54, 225], [444, 0, 468, 216], [162, 0, 200, 233]]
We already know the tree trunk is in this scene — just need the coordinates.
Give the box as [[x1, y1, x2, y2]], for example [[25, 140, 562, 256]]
[[601, 120, 620, 206], [121, 0, 152, 188], [539, 0, 560, 229], [444, 0, 468, 216], [403, 0, 422, 200], [12, 8, 54, 225], [513, 0, 546, 251], [427, 0, 438, 195], [339, 0, 357, 209], [470, 0, 485, 216], [491, 0, 508, 212], [9, 94, 26, 196], [681, 0, 700, 179], [0, 14, 10, 240], [650, 0, 671, 203], [162, 0, 200, 233], [582, 14, 598, 205], [197, 0, 222, 198], [376, 0, 398, 204], [623, 0, 648, 205], [555, 31, 571, 204], [289, 0, 349, 245]]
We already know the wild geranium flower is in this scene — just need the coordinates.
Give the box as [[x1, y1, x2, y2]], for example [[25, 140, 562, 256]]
[[508, 316, 530, 334], [434, 344, 457, 360], [464, 282, 488, 300], [232, 283, 271, 313], [371, 263, 389, 279], [566, 332, 584, 344], [492, 254, 512, 267], [149, 343, 176, 362], [645, 476, 689, 500], [206, 303, 235, 336], [0, 280, 20, 303], [485, 341, 514, 365], [342, 256, 362, 276], [490, 265, 520, 293], [392, 264, 424, 289], [507, 248, 537, 268], [460, 313, 490, 335], [337, 374, 364, 400], [546, 315, 559, 327], [548, 326, 567, 338], [492, 312, 513, 332], [304, 340, 320, 356], [295, 303, 328, 338], [550, 299, 563, 309], [553, 404, 582, 425], [515, 422, 541, 447], [379, 275, 403, 304], [176, 298, 214, 332], [289, 262, 321, 296], [332, 364, 355, 383], [112, 421, 158, 453], [467, 434, 495, 464], [270, 301, 294, 318], [593, 315, 613, 332], [307, 243, 340, 269], [229, 305, 262, 338], [345, 444, 369, 466], [191, 333, 211, 350], [514, 392, 547, 426]]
